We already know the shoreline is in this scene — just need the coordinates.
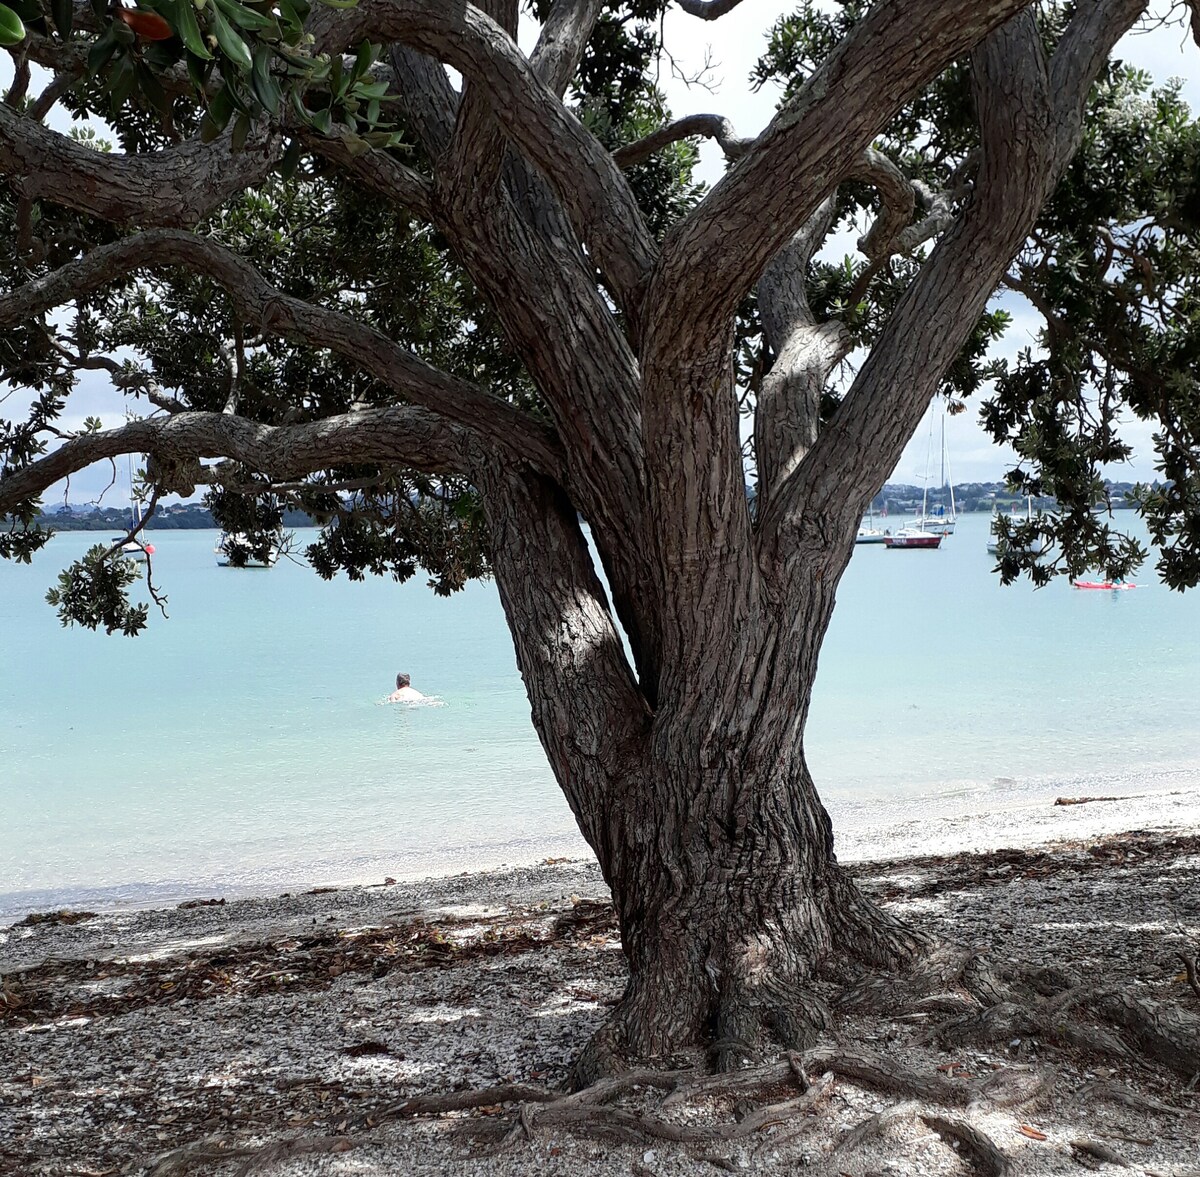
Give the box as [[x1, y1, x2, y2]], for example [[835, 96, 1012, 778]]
[[6, 775, 1200, 925]]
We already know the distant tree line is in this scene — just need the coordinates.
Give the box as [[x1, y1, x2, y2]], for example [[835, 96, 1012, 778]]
[[869, 480, 1146, 515], [42, 504, 314, 531], [45, 481, 1150, 531]]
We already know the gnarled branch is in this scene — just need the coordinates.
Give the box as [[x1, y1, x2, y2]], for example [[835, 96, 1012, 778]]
[[0, 231, 566, 480], [531, 0, 603, 99], [315, 0, 656, 320], [768, 0, 1148, 553], [612, 113, 751, 170], [651, 0, 1037, 344], [0, 406, 473, 517], [0, 104, 281, 229]]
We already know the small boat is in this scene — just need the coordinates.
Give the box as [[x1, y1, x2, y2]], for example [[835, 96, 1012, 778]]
[[884, 527, 943, 549], [1072, 580, 1137, 591], [215, 532, 281, 568], [915, 503, 956, 536], [987, 497, 1037, 555], [855, 506, 891, 544], [114, 538, 154, 563], [855, 527, 890, 544]]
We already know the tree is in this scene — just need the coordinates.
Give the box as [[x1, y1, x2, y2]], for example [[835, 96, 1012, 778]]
[[2, 0, 1199, 1084]]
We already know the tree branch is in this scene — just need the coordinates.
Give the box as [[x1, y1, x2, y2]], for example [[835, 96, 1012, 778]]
[[445, 0, 520, 204], [0, 407, 474, 516], [478, 463, 650, 853], [385, 44, 458, 160], [651, 0, 1037, 344], [0, 231, 566, 480], [316, 0, 656, 320], [530, 0, 603, 99], [754, 199, 851, 506], [847, 148, 917, 261], [0, 105, 282, 229], [298, 125, 434, 220], [612, 113, 751, 170]]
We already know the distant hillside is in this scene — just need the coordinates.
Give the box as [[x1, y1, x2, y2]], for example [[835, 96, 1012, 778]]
[[42, 504, 315, 531], [44, 478, 1150, 531], [868, 480, 1144, 514]]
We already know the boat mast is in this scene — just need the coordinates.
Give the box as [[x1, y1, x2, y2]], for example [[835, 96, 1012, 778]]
[[940, 413, 945, 492], [128, 453, 140, 531], [942, 416, 957, 519], [921, 409, 935, 521]]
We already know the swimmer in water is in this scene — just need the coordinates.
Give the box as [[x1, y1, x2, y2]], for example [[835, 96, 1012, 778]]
[[387, 673, 427, 704]]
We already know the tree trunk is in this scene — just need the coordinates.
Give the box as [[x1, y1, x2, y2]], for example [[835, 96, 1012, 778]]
[[592, 671, 925, 1076], [481, 460, 925, 1078]]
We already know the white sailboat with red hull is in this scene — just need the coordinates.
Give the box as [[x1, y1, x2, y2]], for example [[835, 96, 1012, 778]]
[[885, 527, 943, 549], [912, 407, 958, 535]]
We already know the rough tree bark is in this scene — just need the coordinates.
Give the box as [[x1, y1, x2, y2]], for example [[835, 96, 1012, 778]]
[[0, 0, 1152, 1077]]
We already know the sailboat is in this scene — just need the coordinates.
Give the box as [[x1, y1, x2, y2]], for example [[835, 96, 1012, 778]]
[[112, 454, 154, 563], [855, 504, 891, 545], [912, 407, 958, 535], [987, 497, 1034, 555]]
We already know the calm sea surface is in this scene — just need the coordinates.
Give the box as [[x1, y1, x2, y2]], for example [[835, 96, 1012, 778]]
[[2, 515, 1198, 917]]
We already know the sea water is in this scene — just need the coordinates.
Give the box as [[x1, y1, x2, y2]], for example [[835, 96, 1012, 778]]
[[1, 515, 1197, 917]]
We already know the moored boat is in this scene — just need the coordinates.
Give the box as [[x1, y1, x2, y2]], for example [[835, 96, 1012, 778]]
[[1071, 580, 1137, 591], [215, 532, 281, 568], [855, 525, 890, 545], [884, 527, 942, 549]]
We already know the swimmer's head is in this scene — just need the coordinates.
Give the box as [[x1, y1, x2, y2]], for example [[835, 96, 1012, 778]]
[[396, 673, 411, 689]]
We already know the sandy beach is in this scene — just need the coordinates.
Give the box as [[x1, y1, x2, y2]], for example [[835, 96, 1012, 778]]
[[4, 787, 1200, 1176]]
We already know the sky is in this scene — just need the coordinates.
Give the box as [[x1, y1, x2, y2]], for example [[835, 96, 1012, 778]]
[[4, 2, 1198, 507]]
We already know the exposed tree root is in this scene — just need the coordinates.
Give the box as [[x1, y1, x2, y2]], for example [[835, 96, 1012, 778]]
[[975, 1064, 1056, 1108], [144, 1134, 357, 1177], [132, 929, 1200, 1174], [921, 1112, 1012, 1177], [1070, 1137, 1131, 1168]]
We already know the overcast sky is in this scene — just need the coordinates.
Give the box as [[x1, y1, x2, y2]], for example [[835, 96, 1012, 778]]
[[6, 3, 1197, 507]]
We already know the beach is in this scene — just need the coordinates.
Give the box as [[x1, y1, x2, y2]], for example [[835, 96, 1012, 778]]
[[4, 790, 1200, 1176]]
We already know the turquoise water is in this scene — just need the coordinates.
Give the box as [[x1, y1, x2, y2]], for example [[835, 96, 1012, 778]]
[[2, 515, 1197, 917]]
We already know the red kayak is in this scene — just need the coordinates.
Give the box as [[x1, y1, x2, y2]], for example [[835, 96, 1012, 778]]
[[1072, 581, 1137, 591]]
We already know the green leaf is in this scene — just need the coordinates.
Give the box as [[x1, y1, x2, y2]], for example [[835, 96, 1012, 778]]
[[277, 137, 302, 179], [0, 2, 24, 46], [208, 0, 252, 72], [310, 106, 332, 135], [200, 81, 236, 140], [230, 111, 251, 152], [214, 0, 277, 32], [86, 26, 120, 73], [316, 0, 357, 8], [134, 59, 171, 116], [351, 39, 374, 81], [250, 45, 281, 114], [50, 0, 71, 38], [185, 50, 212, 93], [166, 0, 213, 60]]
